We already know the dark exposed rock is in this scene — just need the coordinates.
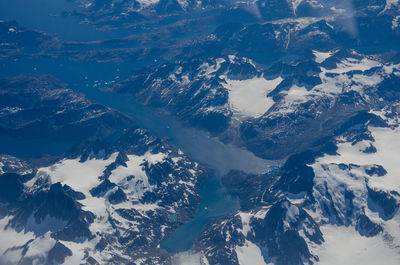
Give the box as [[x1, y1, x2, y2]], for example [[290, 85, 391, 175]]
[[250, 200, 323, 265], [365, 165, 387, 177], [47, 242, 73, 264], [368, 187, 399, 220], [0, 74, 132, 142], [356, 214, 383, 237], [108, 187, 127, 204], [0, 173, 24, 202]]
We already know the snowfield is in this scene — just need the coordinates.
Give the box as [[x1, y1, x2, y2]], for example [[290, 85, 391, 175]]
[[313, 225, 400, 265], [223, 76, 283, 120]]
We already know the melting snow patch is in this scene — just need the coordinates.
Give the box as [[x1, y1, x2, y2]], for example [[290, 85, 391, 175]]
[[393, 16, 400, 29], [109, 151, 167, 199], [136, 0, 160, 8], [238, 212, 252, 236], [313, 50, 337, 64], [236, 240, 269, 265], [384, 0, 400, 12], [37, 153, 118, 195], [323, 58, 381, 74], [280, 85, 310, 110], [198, 58, 226, 78], [223, 76, 283, 120]]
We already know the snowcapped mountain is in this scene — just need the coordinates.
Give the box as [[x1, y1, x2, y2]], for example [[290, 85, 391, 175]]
[[0, 120, 207, 265], [191, 105, 400, 265], [100, 3, 400, 261], [0, 73, 210, 264], [113, 49, 400, 159], [1, 0, 400, 264], [68, 0, 400, 32]]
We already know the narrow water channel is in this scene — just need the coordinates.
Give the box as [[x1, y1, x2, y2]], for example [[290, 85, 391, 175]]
[[1, 57, 274, 252], [0, 1, 275, 253]]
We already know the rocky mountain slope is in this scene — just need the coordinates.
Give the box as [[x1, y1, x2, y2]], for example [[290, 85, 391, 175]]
[[0, 74, 132, 141], [0, 79, 208, 264], [114, 50, 400, 159], [1, 0, 400, 264], [192, 103, 400, 265]]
